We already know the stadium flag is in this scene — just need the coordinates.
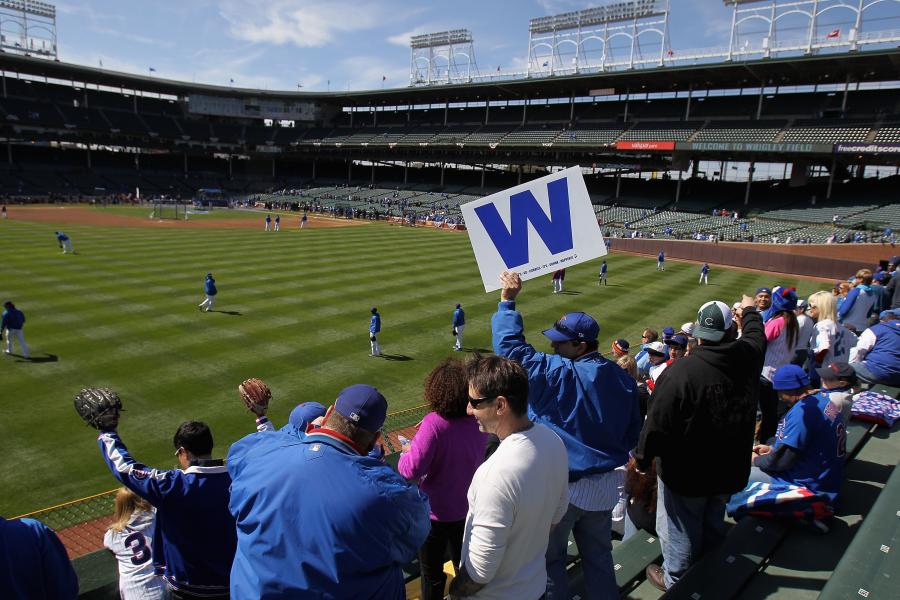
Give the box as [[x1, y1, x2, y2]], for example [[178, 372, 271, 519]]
[[542, 60, 549, 67], [382, 75, 387, 81], [460, 167, 607, 292], [149, 67, 156, 72], [827, 29, 840, 38]]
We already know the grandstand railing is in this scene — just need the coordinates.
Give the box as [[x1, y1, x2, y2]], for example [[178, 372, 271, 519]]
[[14, 403, 431, 559]]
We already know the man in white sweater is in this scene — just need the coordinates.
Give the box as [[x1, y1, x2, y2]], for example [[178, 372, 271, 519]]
[[449, 355, 569, 600]]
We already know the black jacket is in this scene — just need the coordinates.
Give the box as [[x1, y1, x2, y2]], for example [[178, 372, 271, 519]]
[[634, 308, 766, 497]]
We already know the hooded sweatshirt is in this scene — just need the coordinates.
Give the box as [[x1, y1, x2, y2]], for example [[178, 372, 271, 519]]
[[634, 308, 766, 497]]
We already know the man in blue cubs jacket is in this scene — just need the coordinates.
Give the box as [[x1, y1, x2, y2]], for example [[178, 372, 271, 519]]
[[453, 303, 466, 351], [2, 300, 29, 358], [96, 413, 235, 599], [227, 384, 431, 598], [492, 270, 642, 600], [369, 306, 382, 356]]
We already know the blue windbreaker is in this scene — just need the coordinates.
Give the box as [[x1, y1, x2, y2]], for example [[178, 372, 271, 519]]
[[0, 517, 77, 599], [492, 301, 642, 480], [370, 313, 381, 334], [453, 308, 465, 327], [1, 308, 25, 330], [227, 429, 430, 598], [98, 432, 236, 596], [204, 276, 217, 296]]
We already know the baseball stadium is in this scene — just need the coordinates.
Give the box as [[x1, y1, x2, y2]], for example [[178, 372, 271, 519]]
[[2, 0, 900, 598]]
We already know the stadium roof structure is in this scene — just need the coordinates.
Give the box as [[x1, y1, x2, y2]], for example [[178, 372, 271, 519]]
[[1, 48, 899, 105]]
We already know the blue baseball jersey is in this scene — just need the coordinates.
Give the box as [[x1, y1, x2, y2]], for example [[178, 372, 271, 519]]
[[658, 252, 665, 262], [98, 432, 236, 596], [770, 392, 845, 500], [56, 232, 69, 241], [370, 313, 381, 334], [600, 262, 607, 274], [204, 276, 217, 296], [275, 215, 280, 222], [0, 517, 77, 599], [701, 264, 709, 274], [452, 308, 465, 327], [265, 215, 271, 222]]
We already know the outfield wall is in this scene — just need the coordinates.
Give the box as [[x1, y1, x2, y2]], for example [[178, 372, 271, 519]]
[[610, 239, 879, 281]]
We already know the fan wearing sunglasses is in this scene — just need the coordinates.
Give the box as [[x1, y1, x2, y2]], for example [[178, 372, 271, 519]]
[[490, 270, 642, 600]]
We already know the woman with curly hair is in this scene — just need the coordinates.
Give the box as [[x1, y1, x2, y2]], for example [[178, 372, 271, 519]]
[[398, 358, 488, 600]]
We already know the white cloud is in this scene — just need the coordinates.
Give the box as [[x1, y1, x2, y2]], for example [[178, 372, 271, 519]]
[[387, 26, 434, 47], [219, 0, 384, 48]]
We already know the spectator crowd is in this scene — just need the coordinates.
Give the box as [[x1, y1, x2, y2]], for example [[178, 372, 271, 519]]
[[3, 254, 899, 600]]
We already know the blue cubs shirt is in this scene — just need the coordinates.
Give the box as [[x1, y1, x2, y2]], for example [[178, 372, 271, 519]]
[[771, 392, 845, 500]]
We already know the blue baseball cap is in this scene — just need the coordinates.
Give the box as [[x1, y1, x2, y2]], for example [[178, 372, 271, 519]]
[[756, 287, 772, 295], [543, 312, 600, 343], [289, 402, 326, 431], [880, 309, 900, 320], [334, 384, 387, 432], [772, 365, 810, 391], [874, 271, 889, 282], [668, 334, 688, 348]]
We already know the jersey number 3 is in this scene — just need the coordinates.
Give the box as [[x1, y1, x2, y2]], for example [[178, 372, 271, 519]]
[[124, 532, 152, 565]]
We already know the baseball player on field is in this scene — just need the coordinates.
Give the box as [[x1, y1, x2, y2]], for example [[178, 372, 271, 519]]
[[264, 214, 272, 231], [599, 260, 608, 286], [657, 251, 665, 271], [103, 487, 167, 600], [452, 303, 465, 351], [198, 273, 217, 312], [699, 263, 710, 285], [274, 215, 281, 231], [55, 231, 75, 254], [2, 300, 29, 358], [369, 307, 382, 356], [300, 213, 308, 228]]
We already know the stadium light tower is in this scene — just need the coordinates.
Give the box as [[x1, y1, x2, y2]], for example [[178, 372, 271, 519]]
[[0, 0, 57, 58], [527, 0, 670, 76], [722, 0, 899, 59], [410, 29, 479, 86]]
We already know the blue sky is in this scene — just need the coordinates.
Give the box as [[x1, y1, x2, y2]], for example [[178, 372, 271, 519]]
[[52, 0, 898, 92]]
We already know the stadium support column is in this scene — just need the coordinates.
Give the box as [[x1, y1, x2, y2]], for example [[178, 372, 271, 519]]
[[675, 172, 683, 204], [480, 165, 486, 189], [371, 162, 376, 185], [86, 146, 91, 169], [312, 158, 317, 180], [404, 161, 409, 184], [826, 156, 837, 200], [272, 158, 275, 177], [744, 161, 754, 205], [569, 93, 575, 122], [440, 162, 445, 187], [485, 101, 490, 124], [444, 101, 449, 126], [522, 97, 527, 126], [6, 141, 11, 165], [183, 152, 188, 179], [348, 160, 352, 184], [615, 169, 622, 199]]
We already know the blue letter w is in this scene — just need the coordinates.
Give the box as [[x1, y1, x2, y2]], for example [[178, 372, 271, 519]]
[[474, 177, 574, 269]]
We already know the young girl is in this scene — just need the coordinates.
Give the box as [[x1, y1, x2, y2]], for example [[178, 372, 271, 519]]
[[104, 488, 167, 600]]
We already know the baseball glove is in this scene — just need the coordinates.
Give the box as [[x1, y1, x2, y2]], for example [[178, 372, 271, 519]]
[[74, 388, 122, 430], [238, 378, 271, 415]]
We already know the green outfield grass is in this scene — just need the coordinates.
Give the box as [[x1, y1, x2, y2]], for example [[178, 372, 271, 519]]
[[0, 218, 825, 516]]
